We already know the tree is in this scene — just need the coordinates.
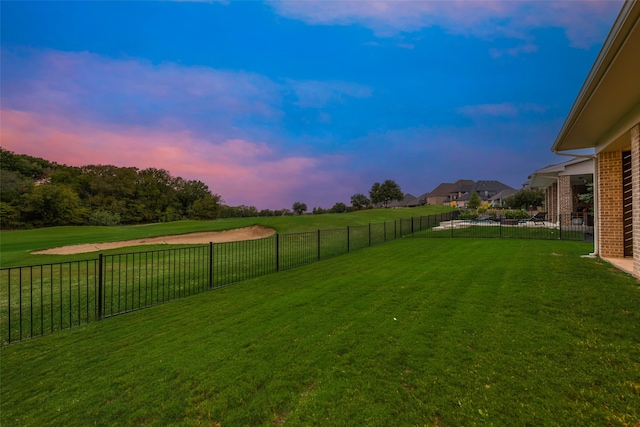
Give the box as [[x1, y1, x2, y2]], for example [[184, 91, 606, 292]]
[[350, 193, 371, 210], [467, 191, 482, 209], [219, 205, 258, 218], [135, 168, 179, 222], [187, 194, 221, 220], [369, 179, 403, 208], [330, 202, 348, 213], [578, 183, 594, 204], [0, 147, 57, 180], [0, 169, 29, 203], [292, 202, 307, 215], [503, 189, 544, 210], [20, 183, 86, 227], [87, 209, 122, 226], [0, 202, 22, 228]]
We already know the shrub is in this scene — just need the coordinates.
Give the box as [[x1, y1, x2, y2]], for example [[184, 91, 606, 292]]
[[87, 209, 121, 226], [0, 202, 24, 229], [485, 209, 500, 217], [504, 209, 529, 219], [459, 211, 478, 220]]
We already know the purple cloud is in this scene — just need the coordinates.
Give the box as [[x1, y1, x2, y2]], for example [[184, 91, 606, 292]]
[[0, 48, 367, 209], [287, 80, 372, 108], [458, 102, 549, 118], [269, 0, 623, 50]]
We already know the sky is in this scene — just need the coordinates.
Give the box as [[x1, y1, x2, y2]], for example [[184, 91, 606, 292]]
[[0, 0, 624, 210]]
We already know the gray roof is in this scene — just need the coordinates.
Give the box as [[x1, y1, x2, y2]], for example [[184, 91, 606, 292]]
[[457, 180, 515, 201], [490, 188, 518, 201], [388, 193, 417, 208], [428, 179, 474, 197]]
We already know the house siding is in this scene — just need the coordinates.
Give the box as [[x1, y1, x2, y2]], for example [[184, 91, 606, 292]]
[[598, 151, 624, 258]]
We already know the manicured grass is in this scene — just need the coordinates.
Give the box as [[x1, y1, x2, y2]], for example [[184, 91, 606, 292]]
[[2, 239, 638, 426], [0, 205, 453, 268], [423, 223, 586, 240]]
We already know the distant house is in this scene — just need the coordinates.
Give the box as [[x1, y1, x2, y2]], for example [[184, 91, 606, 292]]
[[415, 191, 430, 206], [489, 188, 518, 207], [451, 180, 515, 208], [388, 193, 418, 208], [528, 157, 594, 223], [404, 194, 423, 207], [551, 0, 639, 279], [425, 180, 474, 205]]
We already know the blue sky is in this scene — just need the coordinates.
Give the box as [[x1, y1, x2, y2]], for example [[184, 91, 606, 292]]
[[1, 0, 623, 210]]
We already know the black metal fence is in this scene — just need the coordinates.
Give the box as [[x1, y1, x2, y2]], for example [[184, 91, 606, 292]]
[[1, 212, 592, 344]]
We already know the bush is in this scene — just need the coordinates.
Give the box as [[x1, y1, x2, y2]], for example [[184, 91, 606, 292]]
[[504, 209, 529, 219], [458, 210, 478, 220], [87, 209, 121, 226], [0, 202, 24, 229], [485, 209, 500, 217]]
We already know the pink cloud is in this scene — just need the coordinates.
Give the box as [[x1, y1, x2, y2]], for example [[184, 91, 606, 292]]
[[2, 49, 282, 131], [270, 0, 623, 49], [1, 49, 366, 209], [0, 109, 347, 209]]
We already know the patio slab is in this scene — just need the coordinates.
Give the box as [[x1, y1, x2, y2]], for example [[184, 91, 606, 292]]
[[601, 257, 635, 277]]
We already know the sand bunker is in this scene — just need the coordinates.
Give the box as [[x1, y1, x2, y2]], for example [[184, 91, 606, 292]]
[[32, 225, 276, 255]]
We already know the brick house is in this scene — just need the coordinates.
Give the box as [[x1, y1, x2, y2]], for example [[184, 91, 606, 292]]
[[425, 180, 474, 205], [489, 188, 518, 207], [451, 180, 515, 208], [551, 0, 640, 279], [528, 157, 594, 225]]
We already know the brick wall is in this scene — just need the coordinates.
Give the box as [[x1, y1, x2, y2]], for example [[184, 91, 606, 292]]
[[632, 124, 640, 278], [558, 175, 572, 226], [544, 184, 551, 219], [548, 182, 558, 220], [598, 151, 624, 257]]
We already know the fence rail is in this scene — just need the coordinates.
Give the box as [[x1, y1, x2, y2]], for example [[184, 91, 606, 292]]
[[1, 212, 592, 343]]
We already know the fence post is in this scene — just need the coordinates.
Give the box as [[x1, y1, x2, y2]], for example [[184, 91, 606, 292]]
[[451, 215, 454, 238], [559, 214, 563, 240], [276, 234, 280, 272], [208, 242, 213, 289], [97, 253, 104, 321], [347, 226, 351, 253], [317, 229, 321, 261], [411, 217, 414, 237]]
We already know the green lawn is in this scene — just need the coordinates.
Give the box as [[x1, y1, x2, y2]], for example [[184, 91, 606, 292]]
[[2, 239, 638, 426], [0, 205, 454, 268]]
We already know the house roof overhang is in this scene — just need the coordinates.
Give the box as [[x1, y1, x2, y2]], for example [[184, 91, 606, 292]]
[[551, 0, 640, 154], [529, 157, 594, 189]]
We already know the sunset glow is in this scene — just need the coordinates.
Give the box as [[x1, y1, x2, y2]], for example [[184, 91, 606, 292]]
[[1, 1, 623, 209]]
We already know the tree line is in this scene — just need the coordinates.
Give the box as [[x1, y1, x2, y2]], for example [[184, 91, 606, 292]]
[[0, 148, 409, 228], [0, 149, 294, 229], [295, 179, 404, 215]]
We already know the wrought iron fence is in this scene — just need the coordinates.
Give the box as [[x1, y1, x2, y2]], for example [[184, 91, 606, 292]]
[[1, 211, 592, 343]]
